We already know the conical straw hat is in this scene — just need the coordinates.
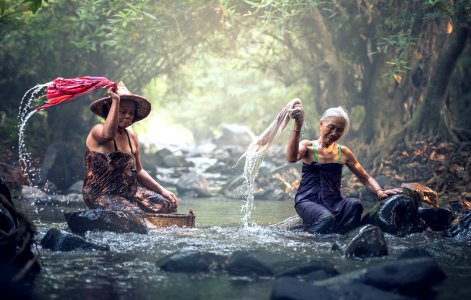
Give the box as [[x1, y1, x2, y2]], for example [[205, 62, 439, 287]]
[[90, 81, 151, 122]]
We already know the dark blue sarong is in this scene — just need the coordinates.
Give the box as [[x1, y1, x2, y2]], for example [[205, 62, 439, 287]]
[[294, 162, 363, 234]]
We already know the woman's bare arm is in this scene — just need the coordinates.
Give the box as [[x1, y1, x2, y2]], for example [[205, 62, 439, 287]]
[[132, 133, 179, 204], [343, 146, 400, 199], [286, 102, 305, 162], [91, 87, 120, 144]]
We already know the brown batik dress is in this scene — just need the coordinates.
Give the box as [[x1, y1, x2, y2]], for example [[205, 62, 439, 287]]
[[82, 130, 177, 216]]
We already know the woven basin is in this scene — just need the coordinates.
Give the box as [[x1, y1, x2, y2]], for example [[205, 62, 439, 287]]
[[146, 211, 195, 228]]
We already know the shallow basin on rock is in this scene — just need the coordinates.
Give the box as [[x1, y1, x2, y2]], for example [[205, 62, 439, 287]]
[[146, 211, 195, 228]]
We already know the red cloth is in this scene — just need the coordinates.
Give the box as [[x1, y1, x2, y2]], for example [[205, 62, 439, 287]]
[[35, 76, 116, 111]]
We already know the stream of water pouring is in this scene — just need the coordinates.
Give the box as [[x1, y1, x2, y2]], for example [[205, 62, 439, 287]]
[[239, 99, 301, 227], [17, 83, 51, 185]]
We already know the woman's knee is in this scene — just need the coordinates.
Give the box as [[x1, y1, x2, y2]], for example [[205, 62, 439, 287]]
[[306, 212, 336, 234], [349, 198, 364, 214]]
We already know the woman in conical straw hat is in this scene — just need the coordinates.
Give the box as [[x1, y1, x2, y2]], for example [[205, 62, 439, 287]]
[[82, 82, 178, 228]]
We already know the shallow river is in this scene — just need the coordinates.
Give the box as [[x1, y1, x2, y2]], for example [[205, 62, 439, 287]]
[[16, 198, 471, 300]]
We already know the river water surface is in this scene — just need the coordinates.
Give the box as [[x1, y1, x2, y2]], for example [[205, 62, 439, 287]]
[[16, 198, 471, 300]]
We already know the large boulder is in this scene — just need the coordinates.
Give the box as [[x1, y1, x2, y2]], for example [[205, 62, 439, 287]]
[[40, 228, 109, 251], [275, 260, 339, 281], [64, 209, 148, 234], [361, 194, 427, 235], [214, 124, 255, 147], [225, 249, 298, 277], [154, 148, 194, 168], [156, 249, 226, 273], [271, 277, 336, 300], [401, 182, 438, 207], [20, 185, 46, 203], [67, 180, 84, 194], [270, 215, 303, 231], [397, 248, 432, 260], [0, 163, 25, 193], [418, 207, 454, 231], [20, 185, 84, 206], [442, 211, 471, 240], [271, 278, 412, 300], [344, 225, 388, 258], [0, 177, 40, 290], [314, 257, 446, 298], [38, 142, 83, 191], [176, 172, 212, 198]]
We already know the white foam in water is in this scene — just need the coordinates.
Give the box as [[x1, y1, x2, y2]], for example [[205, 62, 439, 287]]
[[17, 82, 51, 185]]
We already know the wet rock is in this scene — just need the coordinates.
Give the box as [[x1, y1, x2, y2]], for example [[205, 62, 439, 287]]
[[164, 155, 194, 168], [64, 209, 148, 234], [40, 228, 109, 251], [214, 124, 255, 147], [67, 180, 84, 194], [157, 250, 226, 273], [331, 243, 341, 252], [20, 185, 46, 203], [401, 182, 438, 207], [20, 185, 84, 206], [38, 142, 82, 191], [154, 148, 174, 166], [0, 162, 26, 192], [325, 282, 413, 300], [275, 260, 339, 280], [442, 211, 471, 240], [270, 215, 303, 231], [361, 194, 427, 235], [0, 177, 13, 205], [212, 146, 247, 167], [344, 225, 388, 258], [418, 207, 454, 231], [212, 148, 232, 164], [314, 257, 446, 298], [176, 172, 212, 198], [205, 161, 230, 173], [271, 277, 334, 300], [398, 248, 432, 260], [1, 178, 40, 300], [155, 148, 193, 168], [271, 278, 412, 300], [226, 249, 298, 277], [221, 175, 245, 199]]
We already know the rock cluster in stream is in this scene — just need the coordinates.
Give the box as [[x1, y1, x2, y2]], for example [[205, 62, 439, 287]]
[[154, 248, 445, 300]]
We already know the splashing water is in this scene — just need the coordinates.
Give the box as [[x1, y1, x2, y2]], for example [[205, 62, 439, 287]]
[[239, 99, 302, 227], [240, 150, 265, 227], [17, 82, 51, 185]]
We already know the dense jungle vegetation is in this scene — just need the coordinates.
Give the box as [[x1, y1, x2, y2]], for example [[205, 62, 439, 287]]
[[1, 0, 470, 194]]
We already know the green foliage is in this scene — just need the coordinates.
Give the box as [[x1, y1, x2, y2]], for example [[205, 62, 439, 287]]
[[0, 0, 48, 18], [0, 0, 225, 155], [0, 0, 469, 160], [139, 55, 313, 142], [65, 0, 224, 91]]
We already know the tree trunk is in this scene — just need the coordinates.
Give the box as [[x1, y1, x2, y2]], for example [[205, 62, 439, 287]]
[[409, 9, 470, 139], [306, 8, 346, 109]]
